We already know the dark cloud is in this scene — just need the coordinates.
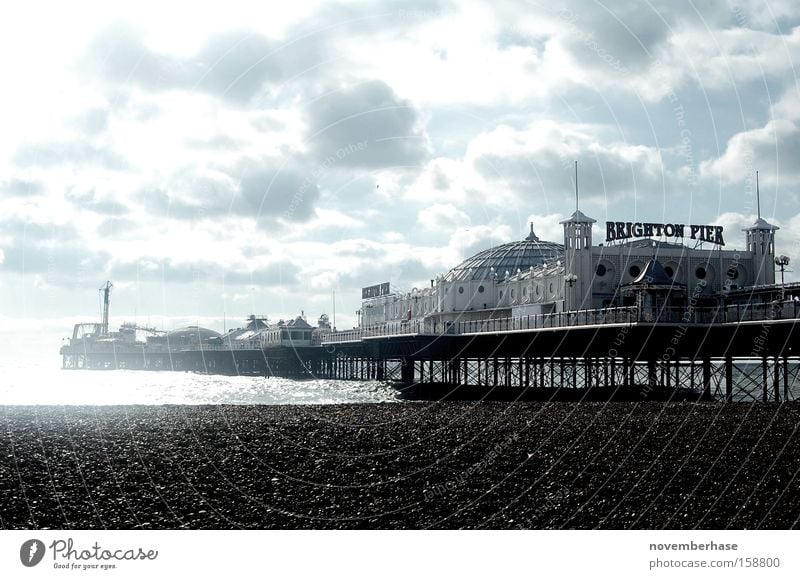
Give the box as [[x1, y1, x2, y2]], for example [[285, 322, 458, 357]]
[[0, 241, 110, 285], [306, 80, 429, 169], [14, 140, 129, 170], [1, 178, 44, 197], [238, 165, 319, 222], [82, 24, 323, 105], [558, 2, 671, 72], [473, 139, 666, 202], [132, 161, 319, 223]]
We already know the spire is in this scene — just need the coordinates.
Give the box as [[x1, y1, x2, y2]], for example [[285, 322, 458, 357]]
[[560, 160, 596, 224], [744, 172, 778, 231], [574, 160, 579, 212], [756, 170, 761, 220], [525, 222, 540, 241]]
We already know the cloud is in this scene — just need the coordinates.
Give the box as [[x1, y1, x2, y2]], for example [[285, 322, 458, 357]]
[[0, 178, 44, 197], [108, 257, 300, 287], [82, 23, 323, 105], [65, 187, 129, 215], [13, 140, 130, 170], [700, 119, 800, 186], [305, 80, 430, 168], [417, 203, 470, 230], [468, 120, 667, 203], [237, 164, 319, 222]]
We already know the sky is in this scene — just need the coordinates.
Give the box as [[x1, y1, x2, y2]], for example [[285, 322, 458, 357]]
[[2, 0, 800, 341]]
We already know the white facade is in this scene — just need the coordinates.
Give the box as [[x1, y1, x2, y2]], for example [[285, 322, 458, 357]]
[[359, 211, 780, 329]]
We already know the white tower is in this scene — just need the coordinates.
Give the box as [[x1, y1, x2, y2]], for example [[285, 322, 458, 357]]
[[560, 210, 596, 311], [560, 162, 596, 311], [744, 172, 779, 286], [744, 217, 778, 286]]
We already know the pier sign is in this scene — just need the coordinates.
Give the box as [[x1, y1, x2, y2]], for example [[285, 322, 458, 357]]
[[362, 282, 391, 299], [605, 221, 725, 246]]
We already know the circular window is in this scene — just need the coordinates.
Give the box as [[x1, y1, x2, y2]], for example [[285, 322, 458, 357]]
[[549, 282, 554, 293], [596, 264, 607, 277], [664, 266, 674, 278], [458, 286, 464, 294], [478, 285, 485, 293], [523, 286, 527, 296], [695, 266, 707, 279], [727, 267, 739, 280], [535, 285, 541, 296], [499, 290, 504, 299], [629, 265, 641, 277], [510, 289, 515, 299]]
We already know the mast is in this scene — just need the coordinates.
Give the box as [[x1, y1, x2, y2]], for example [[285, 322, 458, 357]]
[[756, 170, 761, 219], [100, 281, 113, 335], [575, 160, 579, 212]]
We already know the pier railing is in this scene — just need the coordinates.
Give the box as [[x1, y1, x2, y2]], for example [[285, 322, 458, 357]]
[[320, 299, 800, 344]]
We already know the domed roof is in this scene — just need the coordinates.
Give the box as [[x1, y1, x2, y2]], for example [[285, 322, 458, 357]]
[[443, 226, 564, 282], [165, 326, 222, 342]]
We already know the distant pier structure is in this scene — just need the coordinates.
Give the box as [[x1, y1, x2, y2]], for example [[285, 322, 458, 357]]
[[61, 202, 800, 401]]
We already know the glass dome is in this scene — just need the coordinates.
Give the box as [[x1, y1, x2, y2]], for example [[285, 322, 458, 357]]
[[443, 228, 565, 282]]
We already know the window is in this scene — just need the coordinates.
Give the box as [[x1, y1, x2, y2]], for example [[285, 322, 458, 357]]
[[727, 267, 739, 280], [695, 266, 707, 279], [523, 286, 527, 296], [478, 285, 485, 293], [664, 266, 674, 278], [596, 264, 607, 276], [458, 286, 464, 294], [511, 289, 515, 299], [629, 265, 641, 277], [499, 290, 504, 299]]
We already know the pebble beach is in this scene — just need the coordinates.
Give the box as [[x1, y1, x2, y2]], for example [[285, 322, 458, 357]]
[[1, 402, 799, 529]]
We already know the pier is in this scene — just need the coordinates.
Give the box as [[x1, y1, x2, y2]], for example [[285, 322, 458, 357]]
[[61, 299, 800, 402]]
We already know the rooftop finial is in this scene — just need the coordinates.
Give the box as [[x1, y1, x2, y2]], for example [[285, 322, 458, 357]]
[[526, 222, 540, 241], [756, 170, 761, 220], [575, 160, 579, 212]]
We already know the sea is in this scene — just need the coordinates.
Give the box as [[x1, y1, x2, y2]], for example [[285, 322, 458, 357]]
[[0, 360, 399, 406]]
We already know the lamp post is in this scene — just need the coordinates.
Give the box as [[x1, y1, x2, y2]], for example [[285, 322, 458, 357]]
[[775, 255, 790, 300]]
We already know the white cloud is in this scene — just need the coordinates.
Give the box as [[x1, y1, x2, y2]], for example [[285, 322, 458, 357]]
[[417, 203, 471, 230]]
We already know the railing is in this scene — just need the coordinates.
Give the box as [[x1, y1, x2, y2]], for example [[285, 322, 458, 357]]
[[320, 299, 800, 344]]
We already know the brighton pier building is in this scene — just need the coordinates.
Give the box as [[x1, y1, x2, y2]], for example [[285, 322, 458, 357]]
[[359, 206, 786, 332]]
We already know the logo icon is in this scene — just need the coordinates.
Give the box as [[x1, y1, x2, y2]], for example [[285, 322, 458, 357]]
[[20, 539, 45, 567]]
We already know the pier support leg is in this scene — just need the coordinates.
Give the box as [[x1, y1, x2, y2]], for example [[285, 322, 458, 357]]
[[774, 356, 781, 403], [784, 357, 789, 402], [401, 358, 415, 384], [648, 359, 657, 390], [702, 357, 711, 400], [762, 356, 769, 403], [725, 356, 733, 402]]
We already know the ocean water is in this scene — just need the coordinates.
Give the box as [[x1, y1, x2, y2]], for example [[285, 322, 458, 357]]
[[0, 360, 399, 406]]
